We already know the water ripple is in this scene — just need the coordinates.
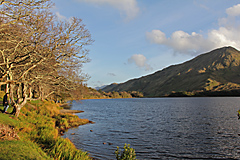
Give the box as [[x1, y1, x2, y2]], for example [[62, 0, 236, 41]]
[[63, 97, 240, 160]]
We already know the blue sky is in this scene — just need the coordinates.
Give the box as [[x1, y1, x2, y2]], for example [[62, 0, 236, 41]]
[[51, 0, 240, 88]]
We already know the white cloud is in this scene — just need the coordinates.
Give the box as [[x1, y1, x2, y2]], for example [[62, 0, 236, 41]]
[[208, 26, 240, 48], [146, 30, 213, 54], [76, 0, 139, 21], [128, 54, 153, 71], [146, 3, 240, 55], [226, 4, 240, 17], [146, 30, 167, 44]]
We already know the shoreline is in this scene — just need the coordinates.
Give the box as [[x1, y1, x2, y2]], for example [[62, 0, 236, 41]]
[[60, 109, 84, 114], [0, 100, 94, 159]]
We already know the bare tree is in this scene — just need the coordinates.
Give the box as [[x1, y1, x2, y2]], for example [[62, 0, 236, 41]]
[[0, 0, 93, 116]]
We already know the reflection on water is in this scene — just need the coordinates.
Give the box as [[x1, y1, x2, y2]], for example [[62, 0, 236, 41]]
[[63, 97, 240, 160]]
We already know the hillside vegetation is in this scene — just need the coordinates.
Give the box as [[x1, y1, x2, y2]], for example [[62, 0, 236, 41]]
[[102, 46, 240, 97], [80, 86, 143, 99]]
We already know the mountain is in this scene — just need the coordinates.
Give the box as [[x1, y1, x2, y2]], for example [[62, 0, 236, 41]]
[[102, 46, 240, 97], [95, 85, 108, 90]]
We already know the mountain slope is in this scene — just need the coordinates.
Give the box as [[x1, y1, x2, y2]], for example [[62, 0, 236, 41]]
[[102, 46, 240, 97]]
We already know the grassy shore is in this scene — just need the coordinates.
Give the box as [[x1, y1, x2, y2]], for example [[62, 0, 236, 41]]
[[0, 92, 93, 160]]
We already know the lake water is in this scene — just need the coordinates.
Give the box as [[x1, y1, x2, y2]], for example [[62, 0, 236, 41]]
[[63, 97, 240, 160]]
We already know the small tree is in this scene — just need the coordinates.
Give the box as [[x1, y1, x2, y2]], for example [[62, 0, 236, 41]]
[[115, 144, 137, 160]]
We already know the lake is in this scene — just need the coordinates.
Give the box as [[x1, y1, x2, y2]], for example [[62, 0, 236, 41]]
[[63, 97, 240, 160]]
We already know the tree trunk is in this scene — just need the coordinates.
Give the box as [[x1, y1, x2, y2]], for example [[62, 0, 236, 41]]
[[39, 85, 43, 101], [11, 82, 28, 117], [13, 98, 27, 117], [29, 86, 33, 100], [13, 105, 21, 117], [17, 84, 21, 103]]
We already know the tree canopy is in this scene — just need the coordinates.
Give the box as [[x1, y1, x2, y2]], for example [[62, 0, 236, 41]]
[[0, 0, 93, 116]]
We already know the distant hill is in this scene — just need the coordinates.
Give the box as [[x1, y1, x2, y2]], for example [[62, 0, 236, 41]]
[[95, 85, 108, 90], [102, 46, 240, 97]]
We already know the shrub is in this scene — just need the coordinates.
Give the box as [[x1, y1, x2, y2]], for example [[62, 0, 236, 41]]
[[115, 143, 137, 160]]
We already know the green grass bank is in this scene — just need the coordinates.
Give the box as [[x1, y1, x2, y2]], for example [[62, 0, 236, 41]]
[[0, 91, 92, 160]]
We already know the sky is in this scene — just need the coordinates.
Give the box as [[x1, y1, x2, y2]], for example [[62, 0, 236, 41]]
[[51, 0, 240, 88]]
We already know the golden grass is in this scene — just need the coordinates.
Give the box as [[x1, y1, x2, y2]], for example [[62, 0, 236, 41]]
[[0, 98, 92, 160]]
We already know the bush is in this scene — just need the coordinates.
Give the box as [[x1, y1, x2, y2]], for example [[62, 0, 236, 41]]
[[115, 144, 137, 160]]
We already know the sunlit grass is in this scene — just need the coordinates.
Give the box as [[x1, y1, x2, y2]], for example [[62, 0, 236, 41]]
[[0, 140, 53, 160], [0, 90, 92, 160]]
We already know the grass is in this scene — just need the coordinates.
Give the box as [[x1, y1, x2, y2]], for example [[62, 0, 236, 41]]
[[48, 137, 89, 160], [0, 91, 92, 160], [0, 140, 52, 160], [0, 113, 19, 126]]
